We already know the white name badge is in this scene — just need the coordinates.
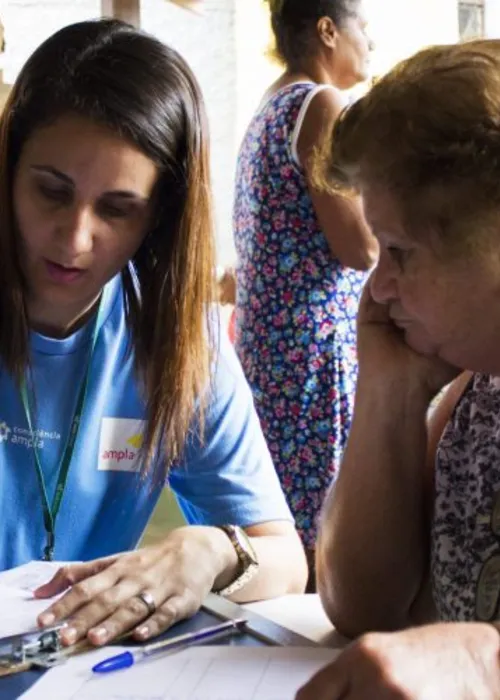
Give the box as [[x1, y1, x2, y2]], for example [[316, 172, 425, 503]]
[[98, 418, 146, 473]]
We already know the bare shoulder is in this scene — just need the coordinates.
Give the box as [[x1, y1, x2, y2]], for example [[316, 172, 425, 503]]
[[305, 86, 346, 120], [297, 87, 347, 165]]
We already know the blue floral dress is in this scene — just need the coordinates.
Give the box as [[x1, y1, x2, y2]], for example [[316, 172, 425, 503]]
[[233, 82, 368, 554]]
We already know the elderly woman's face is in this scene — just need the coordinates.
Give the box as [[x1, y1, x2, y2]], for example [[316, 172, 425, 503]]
[[361, 185, 500, 374], [13, 113, 158, 327]]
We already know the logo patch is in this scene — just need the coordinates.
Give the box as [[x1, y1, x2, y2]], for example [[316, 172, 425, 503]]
[[98, 418, 145, 472], [0, 421, 11, 443]]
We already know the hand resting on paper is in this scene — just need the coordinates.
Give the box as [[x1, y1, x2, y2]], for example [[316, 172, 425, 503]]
[[34, 526, 233, 647], [295, 623, 500, 700]]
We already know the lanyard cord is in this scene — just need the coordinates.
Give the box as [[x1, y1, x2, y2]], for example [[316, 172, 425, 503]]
[[20, 300, 103, 561]]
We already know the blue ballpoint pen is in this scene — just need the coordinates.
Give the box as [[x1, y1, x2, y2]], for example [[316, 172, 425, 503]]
[[92, 618, 247, 674]]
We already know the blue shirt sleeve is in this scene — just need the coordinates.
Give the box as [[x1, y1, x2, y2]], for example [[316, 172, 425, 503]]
[[168, 318, 293, 527]]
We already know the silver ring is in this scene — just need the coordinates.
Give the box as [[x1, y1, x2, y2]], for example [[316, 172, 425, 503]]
[[136, 591, 156, 616]]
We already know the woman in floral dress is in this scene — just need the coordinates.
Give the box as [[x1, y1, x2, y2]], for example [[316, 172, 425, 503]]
[[233, 0, 378, 582]]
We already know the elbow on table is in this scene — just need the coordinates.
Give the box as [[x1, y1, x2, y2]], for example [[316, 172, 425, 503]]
[[316, 575, 370, 639], [316, 562, 412, 639]]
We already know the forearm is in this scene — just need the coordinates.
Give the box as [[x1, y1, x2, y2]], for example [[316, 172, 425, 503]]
[[317, 375, 431, 636], [178, 524, 307, 603], [231, 530, 307, 602]]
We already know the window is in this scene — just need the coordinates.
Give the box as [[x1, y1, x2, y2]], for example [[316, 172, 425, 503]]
[[458, 0, 485, 40]]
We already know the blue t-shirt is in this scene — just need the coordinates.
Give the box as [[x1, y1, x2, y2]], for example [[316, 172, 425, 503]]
[[0, 273, 292, 571]]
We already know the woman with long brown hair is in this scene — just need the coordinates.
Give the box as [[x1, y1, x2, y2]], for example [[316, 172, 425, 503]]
[[0, 19, 307, 649]]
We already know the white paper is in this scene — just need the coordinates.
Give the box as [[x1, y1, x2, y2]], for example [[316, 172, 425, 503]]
[[19, 645, 338, 700], [0, 561, 66, 638], [0, 584, 58, 638], [0, 561, 62, 592], [244, 595, 337, 644]]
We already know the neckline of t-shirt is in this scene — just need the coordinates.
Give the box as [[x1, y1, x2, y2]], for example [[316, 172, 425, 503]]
[[30, 273, 122, 356]]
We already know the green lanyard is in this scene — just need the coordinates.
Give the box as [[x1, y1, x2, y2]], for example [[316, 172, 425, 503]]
[[20, 300, 103, 562]]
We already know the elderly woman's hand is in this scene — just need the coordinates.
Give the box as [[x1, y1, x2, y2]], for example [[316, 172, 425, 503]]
[[296, 622, 500, 700], [357, 276, 459, 399], [34, 526, 228, 646]]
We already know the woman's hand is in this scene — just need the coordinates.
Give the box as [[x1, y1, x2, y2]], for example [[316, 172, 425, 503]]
[[357, 278, 459, 399], [34, 526, 229, 646], [296, 622, 500, 700]]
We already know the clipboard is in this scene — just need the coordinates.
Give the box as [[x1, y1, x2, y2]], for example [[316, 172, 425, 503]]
[[0, 593, 321, 699]]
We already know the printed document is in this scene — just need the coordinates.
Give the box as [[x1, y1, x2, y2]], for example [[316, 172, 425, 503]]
[[19, 644, 338, 700], [0, 561, 63, 638], [0, 563, 339, 699]]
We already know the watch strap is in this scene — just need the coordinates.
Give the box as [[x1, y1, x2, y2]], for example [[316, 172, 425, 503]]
[[215, 525, 259, 597]]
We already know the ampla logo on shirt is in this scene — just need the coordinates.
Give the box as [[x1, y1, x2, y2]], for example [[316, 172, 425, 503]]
[[98, 418, 145, 472], [0, 419, 61, 450]]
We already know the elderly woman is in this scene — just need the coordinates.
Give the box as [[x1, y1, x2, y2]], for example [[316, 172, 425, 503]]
[[298, 39, 500, 698]]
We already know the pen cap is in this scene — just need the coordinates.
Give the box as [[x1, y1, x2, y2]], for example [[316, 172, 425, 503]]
[[92, 650, 135, 674]]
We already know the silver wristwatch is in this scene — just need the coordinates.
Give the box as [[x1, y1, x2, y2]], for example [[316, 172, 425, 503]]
[[215, 525, 259, 597]]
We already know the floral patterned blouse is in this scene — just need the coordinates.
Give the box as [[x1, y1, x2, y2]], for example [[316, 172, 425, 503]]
[[433, 373, 500, 622], [233, 82, 368, 552]]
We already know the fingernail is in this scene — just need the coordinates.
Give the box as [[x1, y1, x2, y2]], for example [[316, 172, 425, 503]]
[[136, 626, 150, 639], [39, 613, 55, 627], [62, 627, 77, 645], [91, 628, 108, 644]]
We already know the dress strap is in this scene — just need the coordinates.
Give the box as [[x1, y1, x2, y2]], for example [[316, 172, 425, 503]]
[[291, 84, 340, 167]]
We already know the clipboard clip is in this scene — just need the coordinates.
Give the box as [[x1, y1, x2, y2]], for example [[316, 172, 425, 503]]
[[0, 623, 68, 670]]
